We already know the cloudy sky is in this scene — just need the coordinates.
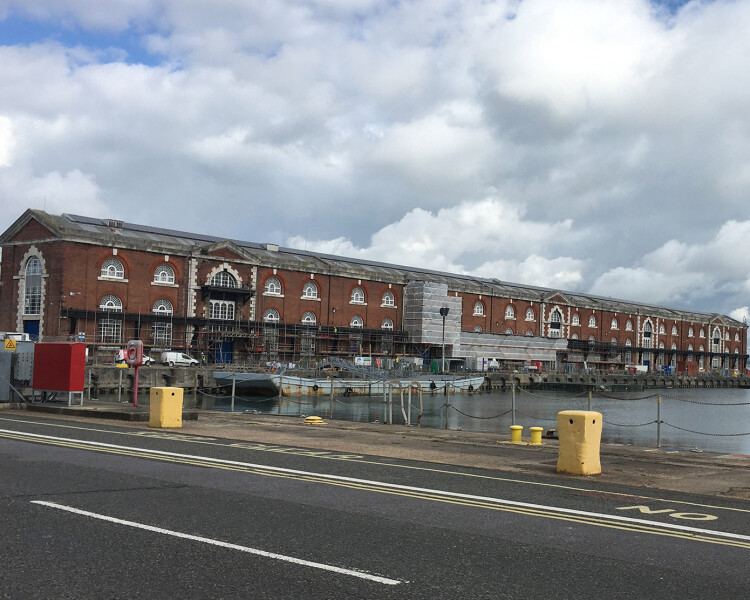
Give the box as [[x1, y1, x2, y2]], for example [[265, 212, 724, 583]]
[[1, 0, 749, 319]]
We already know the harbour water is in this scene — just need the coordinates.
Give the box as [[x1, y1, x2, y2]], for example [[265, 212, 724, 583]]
[[210, 387, 750, 455]]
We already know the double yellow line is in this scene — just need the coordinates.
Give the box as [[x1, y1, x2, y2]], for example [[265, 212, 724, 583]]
[[3, 428, 750, 550]]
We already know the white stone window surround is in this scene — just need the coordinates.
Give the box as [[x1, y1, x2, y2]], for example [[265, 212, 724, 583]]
[[571, 313, 580, 326], [625, 319, 633, 331], [473, 301, 485, 316], [611, 318, 618, 330], [671, 325, 678, 336], [688, 327, 694, 337], [210, 299, 235, 320], [15, 248, 48, 333], [350, 315, 364, 328], [152, 265, 176, 287], [152, 299, 174, 315], [263, 308, 280, 322], [99, 294, 123, 312], [588, 315, 597, 328], [301, 311, 317, 325], [525, 308, 535, 321], [504, 305, 515, 319]]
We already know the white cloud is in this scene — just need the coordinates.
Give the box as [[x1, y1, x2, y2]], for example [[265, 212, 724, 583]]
[[0, 116, 13, 166]]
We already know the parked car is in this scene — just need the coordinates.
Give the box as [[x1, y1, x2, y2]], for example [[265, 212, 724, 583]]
[[161, 351, 199, 367], [115, 349, 155, 366]]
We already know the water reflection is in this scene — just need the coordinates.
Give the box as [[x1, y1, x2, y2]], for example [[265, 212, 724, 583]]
[[213, 387, 750, 455]]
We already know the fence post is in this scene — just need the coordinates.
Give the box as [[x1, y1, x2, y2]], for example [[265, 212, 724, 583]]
[[231, 372, 236, 413], [657, 395, 661, 448]]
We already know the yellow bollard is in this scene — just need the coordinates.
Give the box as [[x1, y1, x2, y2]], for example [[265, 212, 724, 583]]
[[556, 410, 602, 475], [529, 426, 543, 445], [510, 425, 523, 443], [149, 387, 183, 428]]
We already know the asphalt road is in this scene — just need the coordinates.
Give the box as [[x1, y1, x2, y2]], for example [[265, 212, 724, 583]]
[[1, 413, 749, 599]]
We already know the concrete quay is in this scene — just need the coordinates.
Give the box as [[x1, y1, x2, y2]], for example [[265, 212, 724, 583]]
[[4, 401, 750, 501]]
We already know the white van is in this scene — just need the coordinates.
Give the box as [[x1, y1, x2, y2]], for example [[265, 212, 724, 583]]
[[115, 349, 155, 366], [161, 351, 199, 367]]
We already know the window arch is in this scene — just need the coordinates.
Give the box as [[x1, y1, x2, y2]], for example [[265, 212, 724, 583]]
[[382, 318, 394, 330], [504, 327, 514, 335], [382, 290, 395, 307], [671, 342, 677, 350], [588, 315, 596, 328], [571, 333, 579, 340], [101, 258, 124, 279], [473, 325, 482, 333], [302, 282, 318, 299], [549, 309, 562, 338], [625, 319, 633, 331], [350, 287, 365, 304], [699, 328, 705, 338], [263, 308, 280, 322], [474, 301, 485, 316], [611, 318, 618, 330], [264, 277, 282, 295], [154, 265, 175, 284], [659, 324, 665, 335], [99, 294, 122, 312], [525, 329, 534, 336], [572, 313, 580, 326], [625, 339, 632, 346], [301, 311, 317, 325], [611, 337, 617, 345], [525, 307, 535, 321], [152, 299, 173, 315], [24, 257, 42, 316], [688, 327, 694, 337], [350, 315, 364, 328], [505, 305, 515, 319], [671, 325, 678, 336], [589, 335, 596, 342], [211, 271, 236, 288], [659, 341, 665, 349]]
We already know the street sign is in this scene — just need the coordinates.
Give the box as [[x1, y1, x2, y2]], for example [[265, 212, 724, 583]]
[[4, 339, 16, 351]]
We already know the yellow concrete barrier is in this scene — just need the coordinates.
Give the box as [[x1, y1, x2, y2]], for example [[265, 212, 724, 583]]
[[510, 425, 523, 443], [556, 410, 602, 475], [149, 387, 183, 428], [529, 426, 543, 445]]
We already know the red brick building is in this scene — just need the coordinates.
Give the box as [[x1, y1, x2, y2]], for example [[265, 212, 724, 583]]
[[1, 209, 746, 371]]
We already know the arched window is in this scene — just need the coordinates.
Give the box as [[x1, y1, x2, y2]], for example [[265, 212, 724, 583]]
[[350, 315, 364, 328], [381, 318, 394, 331], [735, 333, 740, 342], [301, 311, 317, 325], [611, 318, 618, 330], [549, 309, 562, 338], [473, 325, 482, 333], [625, 319, 633, 331], [525, 329, 534, 336], [382, 291, 395, 307], [589, 335, 596, 342], [154, 265, 175, 284], [24, 257, 42, 316], [474, 301, 485, 316], [350, 287, 365, 304], [263, 308, 280, 322], [588, 315, 596, 328], [152, 299, 173, 315], [571, 333, 579, 340], [505, 305, 515, 319], [725, 331, 730, 341], [611, 337, 617, 345], [659, 324, 665, 335], [625, 339, 632, 346], [671, 342, 677, 350], [505, 327, 514, 334], [699, 328, 705, 338], [211, 271, 236, 288], [671, 325, 678, 336], [264, 277, 282, 295], [302, 282, 318, 299], [572, 313, 580, 326], [525, 307, 535, 321], [688, 327, 694, 337], [152, 300, 173, 345], [99, 294, 122, 312], [659, 341, 665, 349], [101, 258, 124, 279], [642, 321, 653, 348]]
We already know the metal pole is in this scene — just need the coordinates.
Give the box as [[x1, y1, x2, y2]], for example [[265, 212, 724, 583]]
[[132, 365, 139, 408], [442, 315, 446, 374], [330, 381, 334, 419], [118, 369, 122, 403], [511, 382, 516, 426], [657, 395, 661, 448], [231, 372, 236, 413], [588, 389, 592, 411]]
